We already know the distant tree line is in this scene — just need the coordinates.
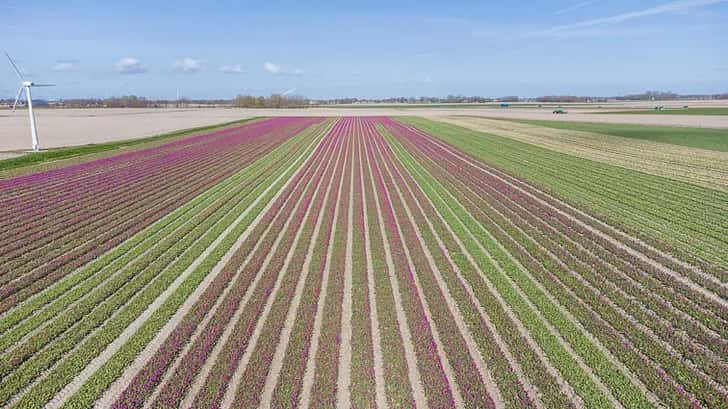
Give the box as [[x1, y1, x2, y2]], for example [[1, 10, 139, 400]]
[[616, 90, 679, 101], [3, 91, 727, 109], [534, 96, 608, 103], [41, 96, 230, 108], [233, 94, 310, 108], [316, 95, 499, 105]]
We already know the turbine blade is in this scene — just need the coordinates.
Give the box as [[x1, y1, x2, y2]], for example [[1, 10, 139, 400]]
[[4, 51, 24, 80], [12, 86, 23, 111], [32, 83, 55, 87]]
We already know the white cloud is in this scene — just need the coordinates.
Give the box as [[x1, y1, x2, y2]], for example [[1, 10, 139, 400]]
[[115, 57, 147, 74], [547, 0, 726, 32], [52, 60, 77, 72], [281, 87, 297, 96], [264, 62, 302, 76], [220, 64, 246, 74], [264, 62, 281, 74], [173, 57, 204, 73], [423, 76, 433, 83]]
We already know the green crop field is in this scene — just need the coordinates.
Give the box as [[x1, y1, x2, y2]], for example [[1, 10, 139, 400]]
[[605, 107, 728, 116], [506, 118, 728, 152]]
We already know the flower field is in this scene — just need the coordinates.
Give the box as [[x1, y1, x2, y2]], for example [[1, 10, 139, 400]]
[[0, 116, 725, 408]]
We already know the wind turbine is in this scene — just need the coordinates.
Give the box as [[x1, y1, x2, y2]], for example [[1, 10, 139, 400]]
[[6, 52, 54, 152]]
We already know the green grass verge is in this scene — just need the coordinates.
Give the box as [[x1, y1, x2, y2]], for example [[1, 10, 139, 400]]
[[397, 117, 728, 268], [503, 118, 728, 152], [0, 117, 260, 174]]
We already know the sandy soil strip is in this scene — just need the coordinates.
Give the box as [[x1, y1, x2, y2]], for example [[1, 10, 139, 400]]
[[358, 133, 389, 409], [256, 130, 349, 408], [409, 125, 726, 304], [415, 145, 658, 407], [356, 133, 428, 409], [176, 130, 339, 409], [336, 131, 356, 409], [219, 129, 348, 409], [78, 133, 328, 408]]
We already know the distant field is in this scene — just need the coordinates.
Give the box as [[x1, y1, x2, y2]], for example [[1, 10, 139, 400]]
[[318, 103, 504, 109], [441, 116, 728, 191], [5, 108, 728, 153], [606, 107, 728, 116], [320, 103, 601, 109], [507, 118, 728, 152], [0, 116, 724, 408]]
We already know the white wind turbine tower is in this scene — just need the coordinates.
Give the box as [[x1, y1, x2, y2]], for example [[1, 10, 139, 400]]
[[5, 52, 54, 152]]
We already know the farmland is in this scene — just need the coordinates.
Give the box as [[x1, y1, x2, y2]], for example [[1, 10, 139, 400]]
[[605, 107, 728, 116], [0, 116, 726, 408]]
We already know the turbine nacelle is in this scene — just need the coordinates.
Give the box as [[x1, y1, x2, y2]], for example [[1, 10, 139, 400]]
[[21, 81, 54, 87]]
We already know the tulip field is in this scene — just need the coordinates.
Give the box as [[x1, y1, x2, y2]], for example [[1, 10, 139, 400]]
[[0, 116, 726, 408]]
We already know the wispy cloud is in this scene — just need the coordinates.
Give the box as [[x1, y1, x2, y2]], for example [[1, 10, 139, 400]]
[[173, 57, 204, 73], [555, 0, 598, 15], [220, 64, 245, 74], [281, 87, 297, 96], [547, 0, 726, 32], [533, 26, 663, 39], [264, 62, 303, 76], [52, 60, 78, 72], [115, 57, 147, 74]]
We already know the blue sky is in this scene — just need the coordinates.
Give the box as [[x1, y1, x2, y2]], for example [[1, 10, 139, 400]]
[[1, 0, 726, 99]]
